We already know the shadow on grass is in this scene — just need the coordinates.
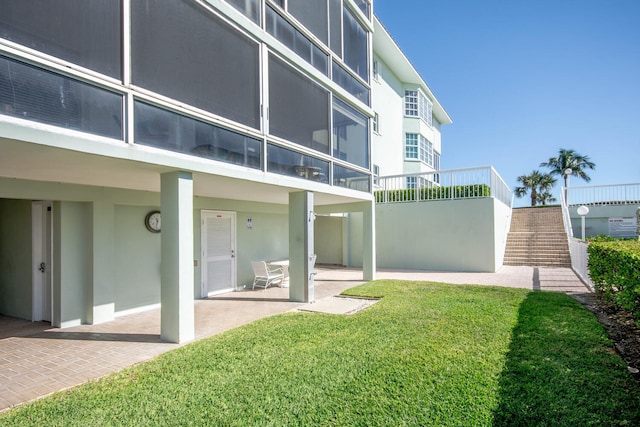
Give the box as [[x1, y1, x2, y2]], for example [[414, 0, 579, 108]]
[[492, 291, 640, 426]]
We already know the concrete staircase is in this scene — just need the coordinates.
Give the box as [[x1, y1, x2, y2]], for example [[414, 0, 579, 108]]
[[503, 206, 571, 267]]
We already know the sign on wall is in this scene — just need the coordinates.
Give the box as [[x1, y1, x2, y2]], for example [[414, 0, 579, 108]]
[[608, 217, 636, 238]]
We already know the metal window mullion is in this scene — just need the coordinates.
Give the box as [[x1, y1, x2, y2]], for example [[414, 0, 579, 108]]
[[262, 44, 270, 172], [122, 0, 134, 143]]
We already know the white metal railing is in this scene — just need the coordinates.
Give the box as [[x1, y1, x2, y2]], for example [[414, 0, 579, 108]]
[[560, 188, 574, 240], [569, 239, 595, 291], [565, 183, 640, 206], [375, 166, 512, 207], [561, 186, 595, 290]]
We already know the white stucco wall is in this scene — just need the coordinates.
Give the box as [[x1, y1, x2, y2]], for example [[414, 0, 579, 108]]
[[233, 211, 289, 289], [314, 215, 345, 265], [54, 201, 91, 328], [0, 177, 296, 324], [371, 54, 405, 178], [374, 198, 510, 272], [0, 199, 33, 319], [114, 205, 162, 312], [569, 204, 640, 238]]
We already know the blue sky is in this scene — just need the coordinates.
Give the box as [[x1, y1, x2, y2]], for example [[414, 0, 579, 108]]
[[374, 0, 640, 207]]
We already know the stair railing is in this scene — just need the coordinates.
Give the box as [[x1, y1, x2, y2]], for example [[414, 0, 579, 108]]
[[561, 187, 595, 290], [499, 193, 514, 266], [560, 187, 574, 240]]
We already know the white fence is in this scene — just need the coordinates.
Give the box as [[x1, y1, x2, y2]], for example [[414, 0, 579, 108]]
[[561, 188, 595, 290], [375, 166, 512, 207], [566, 183, 640, 206], [568, 238, 594, 291]]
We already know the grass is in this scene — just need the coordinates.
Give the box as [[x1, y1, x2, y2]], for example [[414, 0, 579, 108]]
[[2, 280, 639, 426]]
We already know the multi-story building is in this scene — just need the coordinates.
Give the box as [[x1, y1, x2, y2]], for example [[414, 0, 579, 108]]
[[0, 0, 377, 342], [370, 17, 451, 186]]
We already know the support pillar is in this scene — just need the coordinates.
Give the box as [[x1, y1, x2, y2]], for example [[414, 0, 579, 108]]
[[362, 200, 376, 281], [289, 191, 314, 303], [160, 171, 194, 343], [88, 200, 115, 324]]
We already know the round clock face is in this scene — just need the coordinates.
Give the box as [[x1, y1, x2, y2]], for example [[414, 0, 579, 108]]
[[145, 210, 161, 233]]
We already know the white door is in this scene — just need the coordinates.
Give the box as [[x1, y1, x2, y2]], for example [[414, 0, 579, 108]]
[[201, 211, 236, 297], [32, 201, 52, 322]]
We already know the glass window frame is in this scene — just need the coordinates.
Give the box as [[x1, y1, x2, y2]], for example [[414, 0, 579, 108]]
[[405, 89, 433, 127], [405, 133, 434, 166], [405, 133, 419, 160], [0, 54, 124, 140], [133, 99, 262, 169], [268, 53, 331, 155], [266, 5, 329, 75], [131, 0, 261, 130], [332, 96, 369, 169]]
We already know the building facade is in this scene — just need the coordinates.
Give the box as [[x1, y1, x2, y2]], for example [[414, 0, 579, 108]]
[[370, 17, 451, 186], [0, 0, 377, 342]]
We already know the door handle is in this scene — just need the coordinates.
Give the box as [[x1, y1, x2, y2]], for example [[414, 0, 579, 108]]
[[231, 250, 235, 258], [39, 263, 46, 273]]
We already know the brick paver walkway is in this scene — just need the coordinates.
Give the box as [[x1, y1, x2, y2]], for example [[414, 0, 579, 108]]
[[0, 266, 590, 412]]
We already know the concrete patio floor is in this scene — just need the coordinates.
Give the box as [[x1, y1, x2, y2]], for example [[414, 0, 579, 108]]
[[0, 265, 590, 412]]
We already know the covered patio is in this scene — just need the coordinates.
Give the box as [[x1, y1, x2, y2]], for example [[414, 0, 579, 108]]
[[0, 125, 376, 345]]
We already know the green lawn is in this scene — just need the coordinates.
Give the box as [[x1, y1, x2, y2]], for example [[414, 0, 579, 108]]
[[2, 281, 639, 426]]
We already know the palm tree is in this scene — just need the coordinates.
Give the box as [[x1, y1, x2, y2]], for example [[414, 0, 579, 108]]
[[537, 191, 557, 206], [539, 148, 596, 189], [515, 170, 556, 207]]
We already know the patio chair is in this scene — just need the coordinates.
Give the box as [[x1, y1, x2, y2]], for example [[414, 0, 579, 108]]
[[251, 261, 284, 290]]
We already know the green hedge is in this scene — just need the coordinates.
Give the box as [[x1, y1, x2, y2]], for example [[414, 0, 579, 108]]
[[588, 240, 640, 318], [375, 184, 491, 203]]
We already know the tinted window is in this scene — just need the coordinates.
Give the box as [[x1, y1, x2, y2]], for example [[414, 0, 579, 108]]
[[332, 61, 370, 105], [287, 0, 328, 44], [224, 0, 260, 24], [332, 98, 369, 168], [268, 55, 330, 154], [329, 0, 343, 57], [135, 101, 261, 169], [343, 7, 368, 81], [353, 0, 371, 19], [132, 0, 260, 129], [266, 6, 328, 75], [0, 56, 122, 139], [267, 144, 329, 183], [0, 0, 121, 79], [334, 164, 370, 192]]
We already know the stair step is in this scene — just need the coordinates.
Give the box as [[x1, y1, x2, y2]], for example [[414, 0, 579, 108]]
[[504, 206, 571, 267]]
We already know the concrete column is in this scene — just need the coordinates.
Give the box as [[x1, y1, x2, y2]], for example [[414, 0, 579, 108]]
[[160, 171, 194, 343], [289, 191, 314, 303], [362, 200, 376, 281], [88, 200, 115, 324]]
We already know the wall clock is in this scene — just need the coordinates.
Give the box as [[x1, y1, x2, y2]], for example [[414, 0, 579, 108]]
[[145, 210, 161, 233]]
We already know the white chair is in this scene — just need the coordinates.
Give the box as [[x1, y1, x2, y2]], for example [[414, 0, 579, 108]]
[[251, 261, 284, 290]]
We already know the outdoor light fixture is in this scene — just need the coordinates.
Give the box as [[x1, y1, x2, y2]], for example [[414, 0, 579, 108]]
[[577, 205, 589, 241], [564, 168, 573, 205]]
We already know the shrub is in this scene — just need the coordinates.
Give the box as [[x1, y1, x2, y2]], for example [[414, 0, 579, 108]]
[[588, 234, 637, 242], [375, 184, 491, 203], [588, 240, 640, 318]]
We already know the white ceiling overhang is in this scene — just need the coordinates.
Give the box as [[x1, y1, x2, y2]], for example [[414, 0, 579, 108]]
[[0, 119, 372, 208]]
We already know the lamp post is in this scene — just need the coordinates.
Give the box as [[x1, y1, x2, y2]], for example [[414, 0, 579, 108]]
[[577, 205, 589, 241], [564, 168, 572, 206]]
